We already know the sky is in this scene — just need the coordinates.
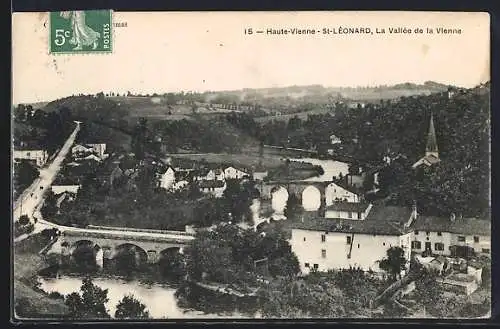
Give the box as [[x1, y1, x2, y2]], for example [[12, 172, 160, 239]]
[[12, 11, 490, 104]]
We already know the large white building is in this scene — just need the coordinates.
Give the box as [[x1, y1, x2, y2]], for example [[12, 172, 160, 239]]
[[410, 213, 490, 257], [13, 149, 49, 167], [290, 203, 491, 276], [224, 166, 249, 180], [291, 205, 414, 275]]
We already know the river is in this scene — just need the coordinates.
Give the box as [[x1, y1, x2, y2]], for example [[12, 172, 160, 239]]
[[290, 157, 350, 182], [38, 275, 259, 319]]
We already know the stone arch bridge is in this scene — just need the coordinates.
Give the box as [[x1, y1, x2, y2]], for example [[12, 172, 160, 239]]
[[256, 180, 334, 214], [57, 226, 195, 268]]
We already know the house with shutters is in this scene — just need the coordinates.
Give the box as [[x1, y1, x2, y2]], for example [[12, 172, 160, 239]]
[[409, 212, 490, 257], [290, 201, 491, 276], [290, 205, 414, 275]]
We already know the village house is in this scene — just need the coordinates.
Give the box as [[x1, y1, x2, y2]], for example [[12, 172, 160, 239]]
[[290, 205, 414, 275], [13, 149, 49, 167], [194, 168, 225, 181], [71, 143, 108, 161], [325, 182, 360, 205], [158, 166, 176, 190], [324, 202, 372, 220], [197, 179, 226, 198], [329, 134, 342, 145], [223, 166, 249, 180], [409, 212, 491, 258]]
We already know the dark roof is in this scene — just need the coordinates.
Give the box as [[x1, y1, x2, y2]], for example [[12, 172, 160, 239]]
[[412, 216, 490, 236], [292, 205, 412, 236], [326, 202, 370, 213], [198, 180, 225, 188]]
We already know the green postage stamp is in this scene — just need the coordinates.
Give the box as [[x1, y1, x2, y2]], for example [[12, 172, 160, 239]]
[[49, 10, 113, 54]]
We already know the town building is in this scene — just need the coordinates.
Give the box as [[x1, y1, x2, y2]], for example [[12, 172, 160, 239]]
[[13, 149, 49, 167], [329, 134, 342, 145], [325, 182, 360, 204], [198, 180, 226, 198], [290, 205, 414, 275], [410, 213, 491, 257], [158, 166, 176, 190], [71, 143, 108, 161], [412, 112, 441, 169], [223, 166, 249, 180], [324, 202, 372, 220]]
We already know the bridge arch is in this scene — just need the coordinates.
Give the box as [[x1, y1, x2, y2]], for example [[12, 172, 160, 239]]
[[271, 186, 289, 214], [70, 239, 101, 272], [113, 243, 149, 272], [302, 185, 322, 211]]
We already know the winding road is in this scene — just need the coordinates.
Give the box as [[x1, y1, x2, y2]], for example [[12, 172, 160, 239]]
[[13, 120, 192, 243]]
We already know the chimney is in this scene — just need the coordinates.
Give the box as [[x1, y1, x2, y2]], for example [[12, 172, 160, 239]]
[[450, 213, 456, 222]]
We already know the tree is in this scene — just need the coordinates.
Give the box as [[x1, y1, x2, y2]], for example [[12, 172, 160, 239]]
[[115, 294, 150, 319], [64, 277, 110, 319], [378, 246, 407, 281]]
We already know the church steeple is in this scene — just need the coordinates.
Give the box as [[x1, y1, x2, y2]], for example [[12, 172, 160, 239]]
[[425, 112, 439, 158]]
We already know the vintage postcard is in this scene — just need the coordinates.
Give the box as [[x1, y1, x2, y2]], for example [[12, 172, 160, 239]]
[[11, 11, 490, 320]]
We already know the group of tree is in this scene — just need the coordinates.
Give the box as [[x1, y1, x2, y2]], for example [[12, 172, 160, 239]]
[[13, 160, 40, 199], [14, 104, 75, 154], [183, 223, 300, 288], [258, 267, 385, 318], [64, 277, 149, 319]]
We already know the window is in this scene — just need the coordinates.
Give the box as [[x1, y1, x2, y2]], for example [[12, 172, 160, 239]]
[[415, 231, 419, 235], [321, 249, 327, 258], [305, 263, 310, 268], [383, 242, 386, 246], [346, 236, 352, 245], [313, 264, 319, 270], [358, 212, 362, 220], [437, 231, 442, 236], [482, 248, 490, 254], [435, 243, 444, 251], [26, 152, 30, 156], [348, 212, 353, 219], [426, 231, 430, 236], [357, 244, 360, 249], [458, 236, 466, 242], [303, 237, 306, 242], [321, 234, 326, 243], [474, 236, 480, 243], [411, 241, 422, 249]]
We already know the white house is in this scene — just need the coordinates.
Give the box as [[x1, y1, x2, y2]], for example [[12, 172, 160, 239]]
[[330, 134, 342, 145], [198, 180, 226, 198], [224, 166, 249, 180], [410, 212, 491, 257], [158, 167, 176, 190], [13, 150, 49, 167], [325, 182, 360, 205], [86, 143, 107, 159], [194, 168, 225, 181], [290, 205, 414, 275], [324, 202, 372, 220]]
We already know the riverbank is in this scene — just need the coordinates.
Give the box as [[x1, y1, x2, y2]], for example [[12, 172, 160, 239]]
[[13, 234, 69, 319]]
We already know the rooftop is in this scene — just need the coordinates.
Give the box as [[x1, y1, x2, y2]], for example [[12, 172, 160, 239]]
[[412, 215, 490, 236], [198, 180, 226, 189], [292, 205, 412, 236], [326, 202, 370, 213]]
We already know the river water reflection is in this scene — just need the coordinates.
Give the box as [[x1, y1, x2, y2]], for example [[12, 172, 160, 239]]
[[38, 276, 259, 319]]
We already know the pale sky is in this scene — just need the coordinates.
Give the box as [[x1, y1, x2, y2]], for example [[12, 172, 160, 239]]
[[12, 11, 490, 104]]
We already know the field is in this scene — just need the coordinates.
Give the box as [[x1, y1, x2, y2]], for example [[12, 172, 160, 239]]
[[171, 153, 286, 170]]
